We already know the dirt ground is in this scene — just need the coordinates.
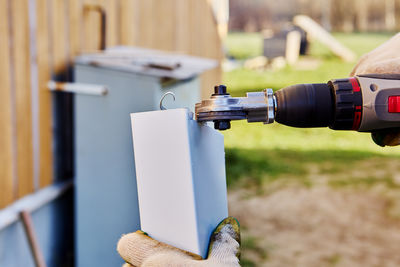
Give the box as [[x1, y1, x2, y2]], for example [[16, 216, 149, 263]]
[[228, 159, 400, 267]]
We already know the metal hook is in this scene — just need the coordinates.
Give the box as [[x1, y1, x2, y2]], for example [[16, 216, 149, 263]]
[[159, 92, 176, 110]]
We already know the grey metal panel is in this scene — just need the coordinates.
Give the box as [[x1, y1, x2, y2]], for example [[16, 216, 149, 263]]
[[0, 221, 34, 267], [74, 65, 201, 267], [74, 66, 154, 267], [188, 119, 228, 257], [0, 192, 73, 267]]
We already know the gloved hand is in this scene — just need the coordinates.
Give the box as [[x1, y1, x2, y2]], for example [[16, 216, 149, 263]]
[[350, 33, 400, 76], [117, 217, 241, 267], [350, 33, 400, 146]]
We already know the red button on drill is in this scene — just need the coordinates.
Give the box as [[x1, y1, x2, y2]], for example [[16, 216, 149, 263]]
[[388, 96, 400, 113]]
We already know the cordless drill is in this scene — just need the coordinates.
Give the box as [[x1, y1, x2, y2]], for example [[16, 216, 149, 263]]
[[195, 74, 400, 133]]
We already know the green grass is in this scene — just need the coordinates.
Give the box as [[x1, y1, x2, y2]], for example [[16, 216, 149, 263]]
[[223, 32, 400, 188], [225, 32, 263, 59], [240, 259, 257, 267], [224, 121, 400, 153], [224, 32, 394, 93], [226, 147, 400, 188]]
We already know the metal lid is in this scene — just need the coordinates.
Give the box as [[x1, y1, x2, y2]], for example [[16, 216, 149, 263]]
[[75, 46, 218, 80]]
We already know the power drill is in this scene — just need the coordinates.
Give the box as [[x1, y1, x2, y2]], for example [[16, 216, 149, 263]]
[[195, 74, 400, 132]]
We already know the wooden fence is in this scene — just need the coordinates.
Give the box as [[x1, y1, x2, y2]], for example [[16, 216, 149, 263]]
[[0, 0, 223, 209]]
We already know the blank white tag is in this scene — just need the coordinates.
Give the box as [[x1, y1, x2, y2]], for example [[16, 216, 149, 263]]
[[131, 108, 228, 258]]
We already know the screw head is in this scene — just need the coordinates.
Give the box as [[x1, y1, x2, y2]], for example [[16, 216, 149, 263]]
[[214, 120, 231, 130], [213, 85, 227, 95]]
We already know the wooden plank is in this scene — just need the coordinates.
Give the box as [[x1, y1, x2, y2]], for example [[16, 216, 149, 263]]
[[68, 0, 83, 58], [101, 0, 119, 46], [200, 69, 221, 99], [198, 0, 223, 60], [294, 15, 356, 62], [137, 0, 154, 48], [36, 0, 53, 188], [11, 0, 34, 198], [152, 0, 175, 51], [51, 0, 69, 74], [0, 0, 15, 208], [83, 0, 103, 51], [189, 0, 205, 56], [175, 0, 190, 53], [190, 0, 222, 98], [285, 30, 301, 65], [119, 0, 138, 46], [205, 0, 223, 97]]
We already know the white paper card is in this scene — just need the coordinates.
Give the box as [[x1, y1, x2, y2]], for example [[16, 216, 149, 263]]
[[131, 108, 228, 258]]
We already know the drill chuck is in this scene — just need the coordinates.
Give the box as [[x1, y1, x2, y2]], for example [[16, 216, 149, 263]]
[[274, 78, 363, 130], [274, 83, 334, 128]]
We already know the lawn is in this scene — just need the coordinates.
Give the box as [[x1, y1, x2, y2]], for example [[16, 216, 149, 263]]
[[222, 32, 400, 188], [223, 32, 400, 267]]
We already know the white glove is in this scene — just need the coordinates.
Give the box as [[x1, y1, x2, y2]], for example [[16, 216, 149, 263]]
[[117, 217, 241, 267], [351, 33, 400, 76]]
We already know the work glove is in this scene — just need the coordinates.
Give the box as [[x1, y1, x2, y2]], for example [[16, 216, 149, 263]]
[[117, 217, 241, 267], [350, 32, 400, 146]]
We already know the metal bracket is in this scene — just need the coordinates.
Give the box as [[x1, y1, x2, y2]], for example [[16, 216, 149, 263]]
[[195, 88, 275, 130]]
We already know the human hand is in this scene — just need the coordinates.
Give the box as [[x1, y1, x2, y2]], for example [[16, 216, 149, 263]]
[[117, 217, 241, 267], [351, 33, 400, 146], [350, 33, 400, 76]]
